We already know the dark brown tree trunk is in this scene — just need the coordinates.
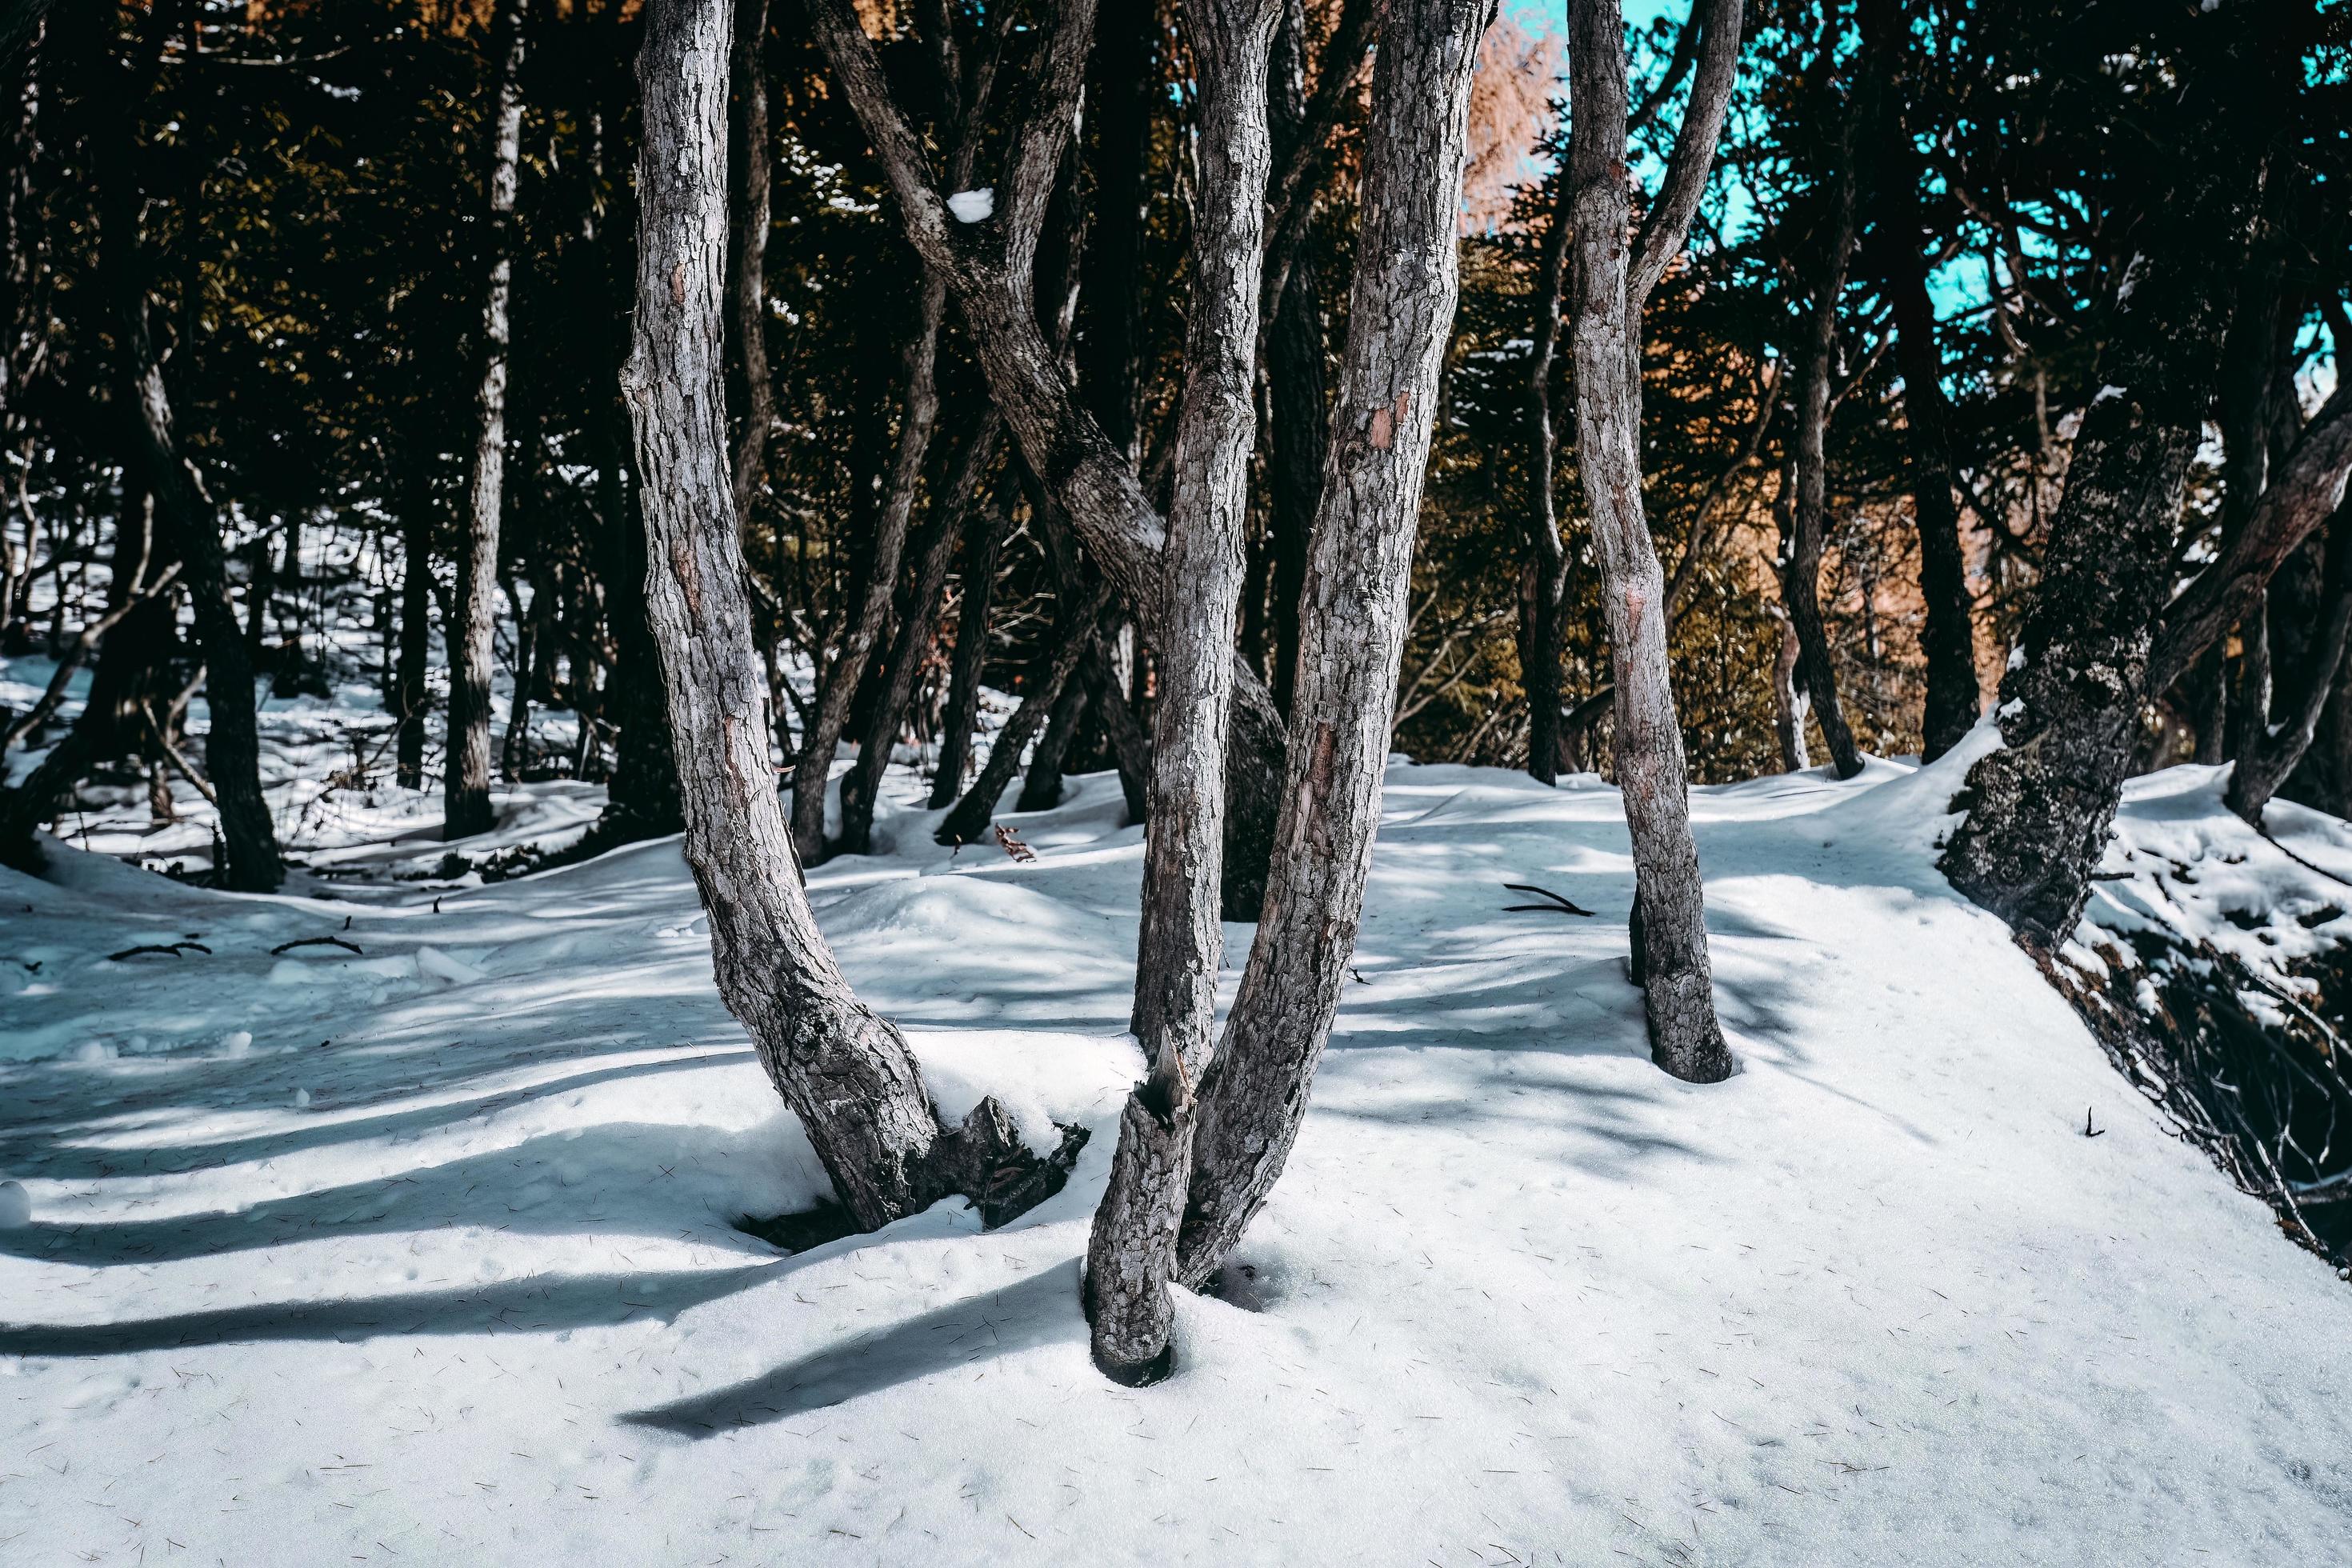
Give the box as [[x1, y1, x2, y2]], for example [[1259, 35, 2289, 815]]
[[1556, 0, 1743, 1082], [89, 9, 280, 892], [78, 483, 172, 762], [2229, 514, 2352, 822], [394, 471, 432, 790], [623, 0, 1068, 1234], [934, 576, 1112, 849], [1786, 101, 1865, 781], [1942, 6, 2284, 949], [926, 491, 1007, 811], [1014, 665, 1088, 814], [838, 415, 1000, 855], [594, 396, 684, 843], [727, 0, 772, 528], [446, 0, 528, 842], [789, 278, 946, 865], [1075, 0, 1154, 466], [1086, 0, 1278, 1386], [1175, 0, 1498, 1292], [1264, 0, 1328, 720], [1082, 636, 1151, 822]]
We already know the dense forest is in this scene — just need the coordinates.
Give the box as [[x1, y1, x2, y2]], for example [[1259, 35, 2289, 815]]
[[5, 2, 2352, 1542]]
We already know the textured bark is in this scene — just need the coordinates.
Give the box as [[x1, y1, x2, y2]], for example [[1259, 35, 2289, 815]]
[[446, 0, 528, 842], [1941, 6, 2281, 950], [934, 576, 1113, 848], [2228, 514, 2352, 823], [926, 494, 1007, 810], [838, 414, 1000, 855], [726, 0, 772, 528], [1785, 105, 1864, 782], [1559, 0, 1742, 1083], [393, 473, 432, 789], [1522, 161, 1573, 784], [788, 277, 946, 866], [806, 0, 1286, 919], [1086, 0, 1278, 1386], [90, 13, 280, 892], [1175, 0, 1495, 1290], [622, 0, 1067, 1234]]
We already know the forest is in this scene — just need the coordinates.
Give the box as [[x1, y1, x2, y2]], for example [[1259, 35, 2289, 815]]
[[3, 0, 2352, 1562]]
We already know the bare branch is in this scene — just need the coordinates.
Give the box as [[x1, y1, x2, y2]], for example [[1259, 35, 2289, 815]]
[[1628, 0, 1743, 310]]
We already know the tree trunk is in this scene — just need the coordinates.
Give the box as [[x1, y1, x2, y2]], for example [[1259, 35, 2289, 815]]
[[1075, 0, 1154, 466], [622, 0, 1070, 1234], [727, 0, 772, 528], [838, 415, 1000, 855], [1556, 0, 1742, 1083], [926, 490, 1007, 810], [394, 470, 433, 789], [2229, 513, 2352, 822], [1082, 636, 1151, 822], [446, 0, 529, 842], [1785, 106, 1864, 782], [1086, 0, 1278, 1386], [1264, 0, 1328, 720], [1175, 0, 1497, 1292], [1014, 663, 1088, 814], [788, 277, 946, 866], [89, 10, 281, 892], [934, 576, 1112, 849], [1942, 7, 2282, 950], [1864, 0, 1978, 761], [804, 0, 1286, 919], [78, 483, 173, 762]]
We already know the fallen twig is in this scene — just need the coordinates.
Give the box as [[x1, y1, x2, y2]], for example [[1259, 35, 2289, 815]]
[[107, 941, 211, 961], [1502, 882, 1594, 916], [270, 935, 364, 957]]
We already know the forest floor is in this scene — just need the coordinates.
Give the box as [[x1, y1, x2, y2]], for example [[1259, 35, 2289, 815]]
[[3, 662, 2352, 1564]]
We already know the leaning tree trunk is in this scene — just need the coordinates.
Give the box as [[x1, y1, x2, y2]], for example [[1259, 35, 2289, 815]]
[[2229, 513, 2352, 823], [622, 0, 1069, 1233], [1174, 0, 1498, 1293], [788, 277, 946, 866], [1085, 0, 1278, 1386], [726, 0, 773, 528], [1941, 6, 2282, 950], [927, 490, 1008, 811], [1013, 666, 1089, 813], [1784, 106, 1864, 782], [446, 0, 529, 842], [1558, 0, 1743, 1083], [90, 13, 281, 892], [934, 575, 1113, 849], [1263, 0, 1329, 720]]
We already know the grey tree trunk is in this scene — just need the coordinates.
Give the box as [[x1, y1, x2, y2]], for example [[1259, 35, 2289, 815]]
[[727, 0, 772, 528], [622, 0, 1069, 1234], [804, 0, 1286, 919], [1785, 104, 1864, 782], [1086, 0, 1278, 1386], [788, 278, 946, 866], [1558, 0, 1743, 1083], [1942, 7, 2283, 950], [446, 0, 529, 842], [1174, 0, 1498, 1293]]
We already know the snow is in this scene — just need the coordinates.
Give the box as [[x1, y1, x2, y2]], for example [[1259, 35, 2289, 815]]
[[3, 698, 2351, 1562], [946, 186, 995, 224]]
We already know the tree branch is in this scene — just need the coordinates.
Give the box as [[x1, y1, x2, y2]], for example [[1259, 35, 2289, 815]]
[[1628, 0, 1743, 310]]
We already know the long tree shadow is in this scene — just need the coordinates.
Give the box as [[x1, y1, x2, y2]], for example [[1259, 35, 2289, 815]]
[[622, 1258, 1083, 1436], [0, 1258, 788, 1358]]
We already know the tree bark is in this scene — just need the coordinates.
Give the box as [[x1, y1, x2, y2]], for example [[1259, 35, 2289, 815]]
[[1086, 0, 1278, 1386], [1522, 159, 1573, 784], [1941, 6, 2283, 949], [1785, 98, 1865, 781], [1174, 0, 1497, 1291], [926, 490, 1007, 810], [726, 0, 772, 528], [838, 414, 1001, 855], [1557, 0, 1742, 1083], [622, 0, 1068, 1234], [1014, 662, 1088, 814], [394, 469, 433, 789], [788, 277, 946, 866], [805, 0, 1286, 919], [446, 0, 529, 842], [2228, 511, 2352, 823], [934, 574, 1113, 849]]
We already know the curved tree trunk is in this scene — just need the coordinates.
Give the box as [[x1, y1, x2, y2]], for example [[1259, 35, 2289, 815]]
[[926, 493, 1008, 810], [1556, 0, 1743, 1083], [446, 0, 529, 842], [622, 0, 1070, 1234], [788, 277, 946, 866], [1175, 0, 1497, 1292], [934, 575, 1112, 850], [1086, 0, 1278, 1386], [2228, 513, 2352, 823], [1942, 6, 2283, 950]]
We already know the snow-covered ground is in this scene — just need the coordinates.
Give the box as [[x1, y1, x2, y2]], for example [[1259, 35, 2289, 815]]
[[5, 699, 2352, 1562]]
